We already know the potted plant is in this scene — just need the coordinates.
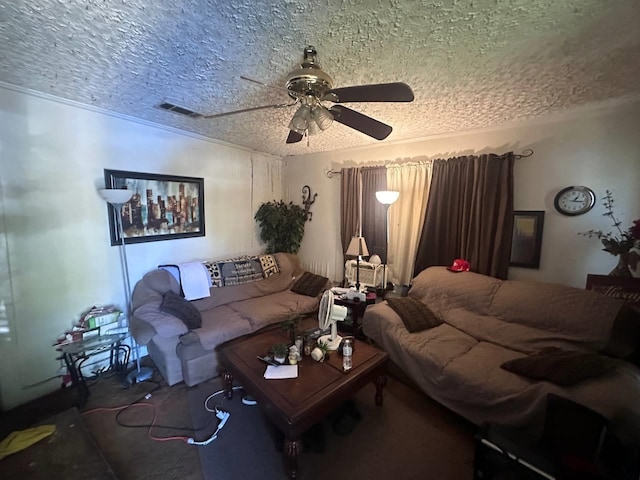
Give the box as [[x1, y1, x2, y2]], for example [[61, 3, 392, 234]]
[[311, 339, 330, 362], [254, 200, 307, 253], [271, 343, 289, 364], [579, 190, 640, 277]]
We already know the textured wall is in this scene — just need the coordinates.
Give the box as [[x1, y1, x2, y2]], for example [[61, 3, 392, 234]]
[[1, 0, 639, 157]]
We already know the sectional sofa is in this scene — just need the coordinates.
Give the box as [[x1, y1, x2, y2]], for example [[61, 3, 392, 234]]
[[130, 253, 327, 386], [363, 266, 640, 446]]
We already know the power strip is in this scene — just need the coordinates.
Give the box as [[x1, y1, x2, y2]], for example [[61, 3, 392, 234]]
[[187, 409, 230, 446]]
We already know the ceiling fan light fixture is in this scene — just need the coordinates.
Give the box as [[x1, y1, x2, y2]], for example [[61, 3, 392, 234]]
[[312, 105, 334, 130], [307, 118, 321, 136], [289, 104, 311, 134]]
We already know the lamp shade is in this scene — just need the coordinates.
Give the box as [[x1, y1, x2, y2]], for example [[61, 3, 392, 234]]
[[312, 105, 334, 130], [375, 190, 400, 205], [346, 236, 369, 257], [289, 104, 311, 134], [98, 188, 132, 205]]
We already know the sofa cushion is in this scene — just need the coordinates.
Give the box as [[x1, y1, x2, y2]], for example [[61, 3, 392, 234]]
[[490, 280, 624, 351], [409, 267, 500, 317], [500, 347, 614, 386], [229, 289, 321, 331], [386, 297, 442, 333], [133, 301, 188, 338], [160, 291, 202, 329], [182, 305, 253, 351], [290, 272, 329, 297], [131, 268, 181, 311]]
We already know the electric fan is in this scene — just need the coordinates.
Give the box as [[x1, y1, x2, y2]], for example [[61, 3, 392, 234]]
[[317, 290, 348, 351]]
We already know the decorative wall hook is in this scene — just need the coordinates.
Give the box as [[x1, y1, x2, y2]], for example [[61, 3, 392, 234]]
[[302, 185, 317, 221]]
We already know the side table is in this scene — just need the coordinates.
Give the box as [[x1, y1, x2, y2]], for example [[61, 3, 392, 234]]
[[56, 333, 129, 406], [335, 293, 376, 339]]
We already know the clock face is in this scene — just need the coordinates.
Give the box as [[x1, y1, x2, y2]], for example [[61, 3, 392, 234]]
[[553, 186, 596, 216]]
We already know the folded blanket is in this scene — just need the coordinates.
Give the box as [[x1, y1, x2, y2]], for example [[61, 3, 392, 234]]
[[177, 262, 210, 300]]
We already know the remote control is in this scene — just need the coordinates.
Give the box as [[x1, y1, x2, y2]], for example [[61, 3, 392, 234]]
[[257, 355, 279, 366]]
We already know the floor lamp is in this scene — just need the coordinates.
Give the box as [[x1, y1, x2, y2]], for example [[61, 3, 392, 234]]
[[346, 236, 369, 292], [98, 188, 153, 385], [375, 190, 399, 294]]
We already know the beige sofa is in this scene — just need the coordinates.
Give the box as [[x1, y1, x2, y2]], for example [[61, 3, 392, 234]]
[[362, 267, 640, 446], [130, 253, 325, 386]]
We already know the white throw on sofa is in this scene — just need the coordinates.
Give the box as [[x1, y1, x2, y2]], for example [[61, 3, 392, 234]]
[[362, 266, 640, 447], [130, 253, 328, 386]]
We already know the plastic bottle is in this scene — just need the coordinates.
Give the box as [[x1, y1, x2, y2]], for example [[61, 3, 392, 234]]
[[342, 339, 352, 371]]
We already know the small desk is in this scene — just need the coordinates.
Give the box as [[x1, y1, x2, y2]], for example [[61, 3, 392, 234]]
[[57, 333, 129, 406]]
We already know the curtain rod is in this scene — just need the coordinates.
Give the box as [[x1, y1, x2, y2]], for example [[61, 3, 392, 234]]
[[324, 149, 534, 178]]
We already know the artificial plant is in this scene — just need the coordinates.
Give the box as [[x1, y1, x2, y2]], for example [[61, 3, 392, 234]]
[[254, 200, 307, 253]]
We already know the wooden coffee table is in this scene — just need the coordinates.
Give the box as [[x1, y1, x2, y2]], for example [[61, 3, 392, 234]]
[[217, 323, 389, 479]]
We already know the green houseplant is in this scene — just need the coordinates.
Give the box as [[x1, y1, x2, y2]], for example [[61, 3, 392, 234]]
[[254, 200, 307, 253]]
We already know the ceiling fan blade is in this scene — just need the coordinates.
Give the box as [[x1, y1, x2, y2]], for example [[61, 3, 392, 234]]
[[324, 82, 414, 103], [201, 102, 296, 119], [240, 76, 302, 98], [286, 130, 304, 144], [330, 106, 392, 140]]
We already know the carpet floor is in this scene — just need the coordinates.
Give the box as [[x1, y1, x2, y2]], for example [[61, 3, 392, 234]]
[[0, 365, 477, 479], [188, 376, 476, 480]]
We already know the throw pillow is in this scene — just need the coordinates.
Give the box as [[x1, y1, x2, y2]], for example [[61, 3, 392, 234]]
[[290, 272, 329, 297], [160, 290, 202, 330], [501, 347, 614, 386], [386, 297, 442, 333]]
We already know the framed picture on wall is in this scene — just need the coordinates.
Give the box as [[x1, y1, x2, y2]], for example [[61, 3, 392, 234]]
[[509, 210, 545, 269], [103, 169, 205, 245]]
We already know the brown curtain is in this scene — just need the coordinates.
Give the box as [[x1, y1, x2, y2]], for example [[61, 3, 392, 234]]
[[413, 153, 514, 279], [340, 167, 361, 255], [361, 167, 388, 261]]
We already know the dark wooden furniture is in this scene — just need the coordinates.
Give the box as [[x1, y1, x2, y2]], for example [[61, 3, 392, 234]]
[[217, 321, 388, 479], [335, 293, 376, 338], [586, 275, 640, 310]]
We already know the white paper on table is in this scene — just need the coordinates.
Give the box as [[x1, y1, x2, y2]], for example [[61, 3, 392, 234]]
[[264, 365, 298, 379]]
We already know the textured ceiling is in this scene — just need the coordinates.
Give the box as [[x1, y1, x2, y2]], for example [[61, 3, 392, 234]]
[[2, 0, 640, 157]]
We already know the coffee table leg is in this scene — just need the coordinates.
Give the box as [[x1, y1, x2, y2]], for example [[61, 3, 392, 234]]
[[283, 438, 302, 479], [374, 373, 387, 406], [223, 372, 234, 399]]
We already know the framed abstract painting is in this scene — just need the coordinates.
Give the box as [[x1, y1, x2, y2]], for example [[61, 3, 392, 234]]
[[103, 169, 205, 245]]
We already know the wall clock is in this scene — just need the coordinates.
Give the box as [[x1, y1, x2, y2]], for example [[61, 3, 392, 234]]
[[553, 186, 596, 216]]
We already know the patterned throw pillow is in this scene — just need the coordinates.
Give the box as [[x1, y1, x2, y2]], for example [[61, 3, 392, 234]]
[[160, 290, 202, 330], [203, 262, 223, 287], [386, 297, 442, 333], [259, 254, 280, 278], [501, 347, 614, 386], [290, 272, 329, 297]]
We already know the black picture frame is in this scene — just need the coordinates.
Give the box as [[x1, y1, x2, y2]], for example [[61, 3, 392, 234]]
[[103, 169, 205, 245], [509, 210, 545, 269]]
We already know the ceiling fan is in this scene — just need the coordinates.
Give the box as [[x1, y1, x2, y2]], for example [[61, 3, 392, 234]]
[[159, 45, 414, 144]]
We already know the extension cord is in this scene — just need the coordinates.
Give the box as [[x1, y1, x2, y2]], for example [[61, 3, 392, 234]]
[[187, 409, 230, 446]]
